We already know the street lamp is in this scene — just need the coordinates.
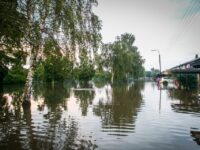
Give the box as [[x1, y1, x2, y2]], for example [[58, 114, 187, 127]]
[[152, 50, 161, 75]]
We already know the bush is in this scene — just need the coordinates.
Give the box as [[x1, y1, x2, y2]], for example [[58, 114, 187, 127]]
[[43, 56, 73, 82], [0, 65, 8, 83], [163, 81, 168, 86], [74, 62, 95, 81], [93, 71, 111, 82], [34, 56, 74, 82], [34, 63, 45, 81], [4, 65, 28, 84], [176, 74, 197, 89]]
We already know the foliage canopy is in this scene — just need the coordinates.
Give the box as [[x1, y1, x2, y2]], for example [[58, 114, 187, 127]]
[[98, 33, 145, 82]]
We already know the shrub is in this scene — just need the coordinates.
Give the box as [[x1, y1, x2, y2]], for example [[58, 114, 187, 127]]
[[43, 56, 73, 82], [176, 74, 197, 89], [74, 62, 95, 82], [93, 71, 111, 82], [34, 63, 45, 81], [4, 65, 28, 84]]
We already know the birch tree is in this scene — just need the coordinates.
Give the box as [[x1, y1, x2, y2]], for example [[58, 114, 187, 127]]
[[1, 0, 101, 105]]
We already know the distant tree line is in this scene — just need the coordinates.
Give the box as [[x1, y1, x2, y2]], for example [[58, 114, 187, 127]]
[[145, 68, 160, 79]]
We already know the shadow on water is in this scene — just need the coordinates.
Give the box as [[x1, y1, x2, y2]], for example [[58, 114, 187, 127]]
[[93, 81, 144, 136], [0, 82, 98, 150]]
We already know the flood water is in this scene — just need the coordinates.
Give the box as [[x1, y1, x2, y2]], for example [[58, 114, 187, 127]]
[[0, 82, 200, 150]]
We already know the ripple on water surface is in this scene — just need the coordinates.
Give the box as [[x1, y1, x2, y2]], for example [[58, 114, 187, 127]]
[[1, 82, 200, 150]]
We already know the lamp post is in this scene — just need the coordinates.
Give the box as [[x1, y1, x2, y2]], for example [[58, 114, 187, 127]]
[[152, 50, 161, 75], [152, 50, 162, 113]]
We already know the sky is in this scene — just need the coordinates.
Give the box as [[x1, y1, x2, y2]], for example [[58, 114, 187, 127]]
[[93, 0, 200, 71]]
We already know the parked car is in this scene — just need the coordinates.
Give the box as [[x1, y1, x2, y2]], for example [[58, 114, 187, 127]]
[[158, 77, 178, 89], [160, 77, 175, 85]]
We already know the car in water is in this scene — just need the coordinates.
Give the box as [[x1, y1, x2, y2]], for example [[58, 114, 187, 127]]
[[159, 76, 178, 89], [160, 77, 175, 85]]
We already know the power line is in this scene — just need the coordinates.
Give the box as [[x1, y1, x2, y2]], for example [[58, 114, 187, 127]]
[[166, 0, 195, 50], [167, 0, 200, 51]]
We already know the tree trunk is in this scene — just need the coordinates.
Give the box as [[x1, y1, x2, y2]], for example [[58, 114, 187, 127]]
[[111, 72, 114, 84], [22, 0, 33, 107], [23, 0, 44, 106], [22, 54, 35, 106]]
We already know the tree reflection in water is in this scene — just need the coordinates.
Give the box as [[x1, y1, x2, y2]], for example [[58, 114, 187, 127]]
[[93, 82, 144, 136], [0, 83, 97, 150], [191, 130, 200, 146], [168, 88, 200, 147], [73, 81, 95, 116], [74, 90, 95, 116], [168, 89, 200, 114], [0, 85, 26, 149]]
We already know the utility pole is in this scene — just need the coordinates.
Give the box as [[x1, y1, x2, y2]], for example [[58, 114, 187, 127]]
[[152, 50, 161, 75]]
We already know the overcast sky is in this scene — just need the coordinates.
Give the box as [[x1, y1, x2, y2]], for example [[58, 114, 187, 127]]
[[94, 0, 200, 71]]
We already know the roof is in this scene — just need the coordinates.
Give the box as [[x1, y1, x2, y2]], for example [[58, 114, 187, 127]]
[[171, 57, 200, 70]]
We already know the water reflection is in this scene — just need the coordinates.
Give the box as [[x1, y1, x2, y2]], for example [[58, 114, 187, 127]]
[[1, 94, 14, 113], [168, 89, 200, 114], [167, 87, 200, 147], [1, 82, 200, 149], [0, 84, 97, 150], [33, 83, 70, 110], [191, 130, 200, 145], [93, 82, 144, 136], [74, 90, 95, 116]]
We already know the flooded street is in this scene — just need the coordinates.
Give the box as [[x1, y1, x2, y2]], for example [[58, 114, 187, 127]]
[[0, 82, 200, 150]]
